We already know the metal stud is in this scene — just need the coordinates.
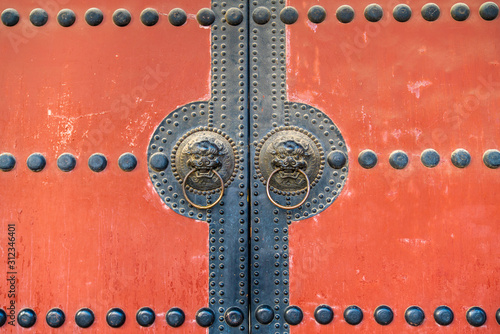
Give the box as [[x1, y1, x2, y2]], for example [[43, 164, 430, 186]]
[[85, 8, 103, 26], [280, 6, 299, 24], [46, 308, 65, 328], [253, 6, 271, 25], [405, 306, 425, 326], [113, 9, 131, 27], [421, 3, 441, 21], [88, 153, 107, 172], [225, 307, 244, 327], [336, 5, 355, 23], [327, 151, 347, 169], [106, 308, 126, 328], [75, 308, 94, 328], [466, 307, 486, 327], [389, 150, 409, 169], [118, 152, 137, 172], [0, 153, 16, 172], [496, 308, 500, 325], [451, 3, 470, 21], [255, 305, 274, 325], [451, 148, 471, 168], [421, 149, 440, 168], [344, 305, 363, 325], [479, 2, 499, 20], [358, 149, 377, 169], [393, 4, 412, 22], [196, 307, 215, 327], [140, 8, 159, 26], [197, 8, 216, 26], [18, 308, 37, 328], [169, 8, 187, 26], [57, 153, 76, 172], [166, 308, 185, 328], [136, 307, 155, 327], [284, 306, 303, 325], [149, 152, 168, 172], [0, 309, 6, 327], [308, 5, 327, 24], [314, 305, 334, 325], [225, 8, 244, 26], [433, 306, 453, 326], [27, 153, 46, 172], [364, 4, 384, 22], [1, 8, 20, 26], [30, 8, 48, 26], [374, 305, 393, 325], [57, 9, 76, 27], [483, 149, 500, 169]]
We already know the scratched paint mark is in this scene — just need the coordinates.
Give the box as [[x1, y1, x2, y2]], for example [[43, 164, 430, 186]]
[[307, 21, 317, 32], [407, 80, 432, 98], [399, 238, 429, 246]]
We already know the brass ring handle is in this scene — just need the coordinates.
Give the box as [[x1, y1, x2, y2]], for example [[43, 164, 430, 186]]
[[182, 168, 224, 210], [266, 168, 310, 210]]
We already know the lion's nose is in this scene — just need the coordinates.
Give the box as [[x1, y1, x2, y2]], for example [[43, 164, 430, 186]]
[[285, 157, 295, 165]]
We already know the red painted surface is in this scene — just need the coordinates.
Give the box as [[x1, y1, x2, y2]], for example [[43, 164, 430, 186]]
[[288, 0, 500, 332]]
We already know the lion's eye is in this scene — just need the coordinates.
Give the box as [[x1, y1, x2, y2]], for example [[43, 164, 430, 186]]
[[209, 154, 214, 159], [280, 154, 285, 159], [194, 155, 200, 159]]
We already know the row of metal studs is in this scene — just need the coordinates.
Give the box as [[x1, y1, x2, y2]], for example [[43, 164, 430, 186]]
[[1, 2, 498, 28]]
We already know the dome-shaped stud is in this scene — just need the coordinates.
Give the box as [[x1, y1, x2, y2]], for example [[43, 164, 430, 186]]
[[255, 305, 274, 325], [451, 3, 470, 21], [433, 306, 454, 326], [18, 308, 37, 328], [344, 305, 363, 325], [106, 308, 126, 328], [358, 149, 378, 169], [466, 307, 486, 327], [389, 150, 409, 169], [405, 306, 425, 326], [169, 8, 187, 26], [364, 4, 384, 22], [166, 308, 185, 328], [30, 8, 48, 26], [1, 8, 20, 26], [196, 307, 215, 327], [197, 8, 215, 26], [27, 153, 46, 172], [451, 148, 471, 168], [85, 8, 103, 26], [75, 308, 94, 328], [421, 149, 440, 168], [314, 305, 334, 325], [374, 305, 393, 325], [225, 8, 244, 26], [479, 2, 499, 20], [496, 308, 500, 325], [336, 5, 355, 23], [421, 3, 440, 21], [225, 307, 244, 327], [284, 306, 303, 325], [0, 153, 16, 172], [46, 308, 65, 328], [118, 153, 137, 172], [327, 151, 347, 169], [280, 6, 299, 24], [136, 307, 155, 327], [140, 8, 159, 26], [483, 149, 500, 169], [57, 153, 76, 172], [113, 8, 131, 27], [57, 9, 75, 27], [0, 309, 7, 327], [308, 5, 327, 23], [88, 153, 107, 172], [253, 6, 271, 25], [393, 4, 412, 22]]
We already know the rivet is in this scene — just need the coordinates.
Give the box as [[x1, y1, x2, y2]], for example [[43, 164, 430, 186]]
[[225, 307, 244, 327], [280, 6, 299, 24], [18, 308, 36, 328], [0, 309, 5, 327], [113, 8, 131, 27], [197, 8, 216, 26], [253, 6, 271, 24], [57, 9, 76, 27], [75, 308, 94, 328], [255, 305, 274, 324], [1, 8, 20, 26], [284, 305, 303, 325], [451, 148, 471, 168], [393, 4, 412, 22], [308, 5, 327, 23], [0, 153, 16, 171], [140, 8, 159, 26], [314, 305, 334, 325], [196, 307, 215, 327], [106, 308, 126, 328], [358, 149, 377, 169], [483, 149, 500, 168], [88, 153, 107, 172], [389, 150, 409, 169], [479, 2, 499, 20], [118, 152, 137, 171], [421, 3, 440, 21], [149, 152, 169, 171], [364, 4, 384, 22], [327, 151, 347, 169], [451, 3, 470, 21], [344, 305, 363, 325], [433, 306, 453, 326], [421, 149, 440, 168], [169, 8, 187, 26], [85, 8, 103, 26], [335, 5, 355, 23], [405, 306, 425, 326], [496, 308, 500, 324], [166, 308, 185, 327], [46, 308, 65, 328], [226, 8, 244, 26], [374, 305, 393, 325], [57, 153, 76, 172], [30, 8, 48, 26], [466, 307, 486, 327], [136, 307, 155, 327]]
